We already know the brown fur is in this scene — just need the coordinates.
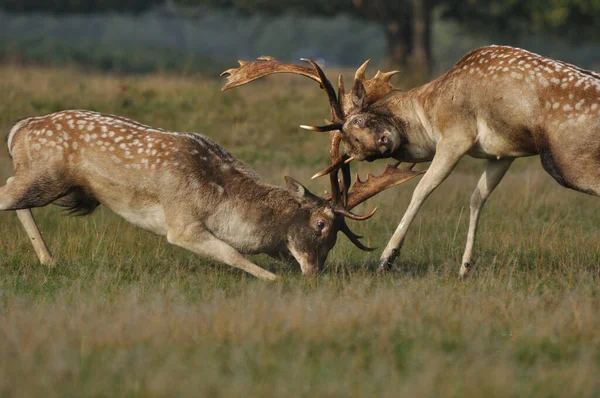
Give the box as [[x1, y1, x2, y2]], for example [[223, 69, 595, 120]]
[[337, 45, 600, 275], [1, 110, 351, 280]]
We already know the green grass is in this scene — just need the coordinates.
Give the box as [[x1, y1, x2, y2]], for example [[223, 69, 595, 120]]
[[1, 65, 600, 397]]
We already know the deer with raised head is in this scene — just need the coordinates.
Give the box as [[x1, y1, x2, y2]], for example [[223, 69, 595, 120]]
[[1, 104, 422, 280], [222, 45, 600, 277]]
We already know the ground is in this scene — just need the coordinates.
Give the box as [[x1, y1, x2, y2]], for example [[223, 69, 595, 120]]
[[0, 65, 599, 397]]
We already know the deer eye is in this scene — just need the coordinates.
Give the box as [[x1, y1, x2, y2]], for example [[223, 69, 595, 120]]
[[354, 118, 364, 127], [316, 220, 326, 231]]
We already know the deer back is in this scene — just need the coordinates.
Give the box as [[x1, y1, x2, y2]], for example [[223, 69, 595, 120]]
[[8, 110, 324, 253], [424, 47, 599, 133]]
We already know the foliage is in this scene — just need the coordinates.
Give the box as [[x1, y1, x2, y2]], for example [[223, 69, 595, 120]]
[[0, 10, 388, 72], [441, 0, 600, 40], [0, 0, 163, 13], [176, 0, 429, 71]]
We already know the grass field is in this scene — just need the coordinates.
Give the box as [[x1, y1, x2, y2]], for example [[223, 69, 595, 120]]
[[0, 65, 599, 397]]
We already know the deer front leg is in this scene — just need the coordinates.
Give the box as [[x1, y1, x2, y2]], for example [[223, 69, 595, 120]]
[[166, 225, 278, 281], [460, 158, 513, 278], [379, 138, 473, 270], [16, 209, 55, 265]]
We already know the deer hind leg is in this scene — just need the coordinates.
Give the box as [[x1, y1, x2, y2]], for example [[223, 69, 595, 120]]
[[0, 176, 59, 265], [460, 158, 513, 278], [166, 224, 278, 281]]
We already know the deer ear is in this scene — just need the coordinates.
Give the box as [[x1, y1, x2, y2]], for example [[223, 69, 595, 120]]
[[352, 79, 367, 109], [285, 176, 316, 201]]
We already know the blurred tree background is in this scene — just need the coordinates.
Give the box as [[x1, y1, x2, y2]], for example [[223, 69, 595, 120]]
[[0, 0, 598, 81]]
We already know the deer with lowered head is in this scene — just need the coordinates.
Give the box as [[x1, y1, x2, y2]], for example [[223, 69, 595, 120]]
[[1, 93, 422, 279], [221, 45, 600, 277]]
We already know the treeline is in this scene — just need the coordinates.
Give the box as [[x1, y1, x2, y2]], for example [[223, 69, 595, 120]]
[[0, 4, 599, 77], [0, 9, 388, 75]]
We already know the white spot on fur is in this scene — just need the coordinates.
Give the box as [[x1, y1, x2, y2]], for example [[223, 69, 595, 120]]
[[510, 72, 523, 80]]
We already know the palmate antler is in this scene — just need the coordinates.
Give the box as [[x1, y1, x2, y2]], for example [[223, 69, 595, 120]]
[[326, 135, 424, 251], [221, 56, 344, 125], [330, 162, 425, 209], [221, 56, 414, 251], [337, 59, 401, 115], [221, 56, 400, 130]]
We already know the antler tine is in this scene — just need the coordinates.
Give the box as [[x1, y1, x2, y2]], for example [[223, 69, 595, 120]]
[[354, 59, 370, 82], [341, 160, 351, 207], [220, 56, 322, 92], [333, 205, 378, 221], [374, 69, 402, 82], [338, 59, 401, 114], [337, 74, 345, 104], [328, 131, 342, 206], [346, 162, 425, 210], [301, 58, 344, 124], [300, 123, 343, 132], [311, 153, 348, 180], [340, 221, 376, 252], [327, 130, 353, 212]]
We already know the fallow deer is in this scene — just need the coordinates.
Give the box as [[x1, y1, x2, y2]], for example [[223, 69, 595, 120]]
[[222, 46, 600, 277], [1, 108, 422, 280]]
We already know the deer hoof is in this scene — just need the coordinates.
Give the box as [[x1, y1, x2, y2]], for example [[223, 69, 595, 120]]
[[459, 263, 471, 279], [378, 259, 393, 273]]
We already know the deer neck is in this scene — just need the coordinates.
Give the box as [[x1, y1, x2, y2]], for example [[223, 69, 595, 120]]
[[375, 84, 441, 162], [205, 162, 302, 254]]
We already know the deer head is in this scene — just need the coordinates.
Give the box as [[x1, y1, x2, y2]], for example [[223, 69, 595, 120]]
[[336, 60, 405, 163], [221, 57, 407, 185], [280, 152, 422, 275]]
